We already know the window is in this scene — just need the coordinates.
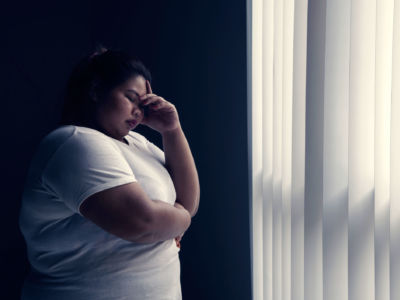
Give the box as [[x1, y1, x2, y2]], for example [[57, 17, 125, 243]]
[[247, 0, 400, 299]]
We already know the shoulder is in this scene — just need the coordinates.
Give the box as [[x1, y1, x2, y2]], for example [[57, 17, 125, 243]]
[[128, 131, 165, 161], [43, 125, 117, 150], [42, 125, 111, 147], [38, 125, 122, 168], [127, 131, 157, 151], [128, 130, 149, 145], [127, 130, 161, 151]]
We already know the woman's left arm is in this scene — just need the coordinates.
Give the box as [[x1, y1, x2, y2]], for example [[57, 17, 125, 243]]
[[162, 126, 200, 217], [139, 80, 200, 217]]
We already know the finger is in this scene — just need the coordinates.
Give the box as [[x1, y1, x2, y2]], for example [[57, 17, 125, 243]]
[[140, 94, 161, 106], [140, 94, 159, 101], [146, 80, 153, 94], [148, 100, 166, 110], [140, 96, 165, 106]]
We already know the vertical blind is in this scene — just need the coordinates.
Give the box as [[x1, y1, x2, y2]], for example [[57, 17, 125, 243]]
[[247, 0, 400, 300]]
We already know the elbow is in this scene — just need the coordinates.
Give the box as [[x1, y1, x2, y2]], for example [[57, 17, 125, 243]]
[[193, 188, 200, 216], [188, 193, 200, 218], [192, 197, 200, 217]]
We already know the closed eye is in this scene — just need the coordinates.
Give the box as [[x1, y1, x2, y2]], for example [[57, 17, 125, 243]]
[[127, 95, 139, 103], [127, 96, 145, 112]]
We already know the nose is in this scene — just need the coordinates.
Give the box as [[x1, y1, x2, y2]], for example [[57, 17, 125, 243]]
[[132, 104, 143, 119]]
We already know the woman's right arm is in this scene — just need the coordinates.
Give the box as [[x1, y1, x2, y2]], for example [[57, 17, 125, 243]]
[[79, 182, 191, 244]]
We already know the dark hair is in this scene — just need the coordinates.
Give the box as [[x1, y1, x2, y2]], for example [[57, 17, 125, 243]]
[[59, 46, 151, 126]]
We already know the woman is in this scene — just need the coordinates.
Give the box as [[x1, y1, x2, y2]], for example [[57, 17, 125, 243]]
[[19, 47, 200, 300]]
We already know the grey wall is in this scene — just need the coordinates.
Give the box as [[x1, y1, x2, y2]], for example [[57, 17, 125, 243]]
[[1, 1, 251, 299]]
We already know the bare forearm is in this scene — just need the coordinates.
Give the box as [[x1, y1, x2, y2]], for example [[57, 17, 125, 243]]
[[134, 200, 191, 243], [162, 126, 200, 217]]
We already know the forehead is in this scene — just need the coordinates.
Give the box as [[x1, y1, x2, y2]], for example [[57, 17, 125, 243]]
[[119, 75, 147, 96]]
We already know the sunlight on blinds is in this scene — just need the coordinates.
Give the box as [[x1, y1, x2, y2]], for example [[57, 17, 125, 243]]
[[248, 0, 399, 299]]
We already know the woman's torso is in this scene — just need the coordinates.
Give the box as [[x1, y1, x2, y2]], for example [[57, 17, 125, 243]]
[[19, 125, 181, 300]]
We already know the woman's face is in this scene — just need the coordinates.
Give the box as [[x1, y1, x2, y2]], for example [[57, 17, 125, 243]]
[[93, 75, 147, 142]]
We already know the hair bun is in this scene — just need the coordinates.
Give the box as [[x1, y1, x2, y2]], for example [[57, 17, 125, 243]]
[[89, 45, 108, 59]]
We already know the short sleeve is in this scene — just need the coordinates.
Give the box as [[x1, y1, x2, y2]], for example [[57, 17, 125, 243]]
[[42, 131, 137, 215]]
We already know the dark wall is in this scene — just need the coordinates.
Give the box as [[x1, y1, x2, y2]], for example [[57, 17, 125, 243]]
[[1, 1, 251, 299]]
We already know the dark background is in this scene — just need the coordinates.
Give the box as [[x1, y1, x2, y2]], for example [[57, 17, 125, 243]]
[[1, 1, 251, 299]]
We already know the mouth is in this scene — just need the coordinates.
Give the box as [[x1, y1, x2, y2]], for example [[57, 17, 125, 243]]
[[126, 120, 138, 129]]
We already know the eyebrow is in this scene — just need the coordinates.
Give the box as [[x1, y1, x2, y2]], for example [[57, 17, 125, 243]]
[[126, 89, 141, 97]]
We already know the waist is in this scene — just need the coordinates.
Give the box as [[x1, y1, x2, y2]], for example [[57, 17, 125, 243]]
[[28, 239, 180, 284], [23, 254, 181, 300]]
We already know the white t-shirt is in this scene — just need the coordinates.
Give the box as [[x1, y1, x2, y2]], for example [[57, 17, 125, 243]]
[[19, 125, 181, 300]]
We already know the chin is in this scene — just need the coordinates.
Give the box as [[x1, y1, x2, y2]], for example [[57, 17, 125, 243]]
[[123, 129, 131, 136]]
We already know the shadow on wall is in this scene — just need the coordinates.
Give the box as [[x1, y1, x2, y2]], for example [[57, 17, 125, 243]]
[[1, 0, 251, 299]]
